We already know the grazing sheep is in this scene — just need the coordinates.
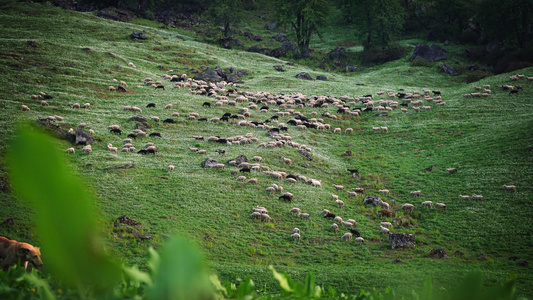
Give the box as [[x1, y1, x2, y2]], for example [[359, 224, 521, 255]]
[[290, 232, 301, 242], [503, 185, 517, 192], [81, 103, 90, 109], [128, 62, 136, 68], [333, 127, 342, 133], [345, 128, 353, 134], [376, 210, 394, 218], [347, 191, 357, 197], [282, 157, 292, 165], [308, 179, 322, 187], [81, 145, 92, 153], [333, 216, 343, 223], [289, 208, 301, 216], [410, 190, 421, 197], [421, 201, 433, 208], [379, 201, 390, 210], [279, 192, 294, 202], [21, 105, 30, 111], [380, 126, 389, 132], [251, 156, 263, 162], [164, 104, 173, 109], [88, 129, 95, 135], [261, 213, 272, 222], [333, 184, 344, 191], [265, 187, 276, 193], [378, 189, 390, 195], [341, 232, 353, 241], [196, 149, 207, 154], [324, 212, 336, 219], [331, 194, 339, 200], [107, 144, 118, 153], [168, 165, 175, 172], [380, 222, 392, 227], [40, 100, 49, 106], [236, 176, 247, 182], [66, 147, 75, 154], [336, 199, 345, 208], [299, 213, 310, 221], [472, 195, 484, 201], [247, 178, 258, 184], [355, 237, 364, 244], [286, 178, 297, 184], [108, 86, 116, 91], [151, 116, 160, 122], [331, 223, 339, 233], [447, 168, 457, 174], [342, 221, 354, 228], [402, 203, 414, 212], [459, 195, 470, 200], [435, 203, 446, 210], [380, 226, 391, 235]]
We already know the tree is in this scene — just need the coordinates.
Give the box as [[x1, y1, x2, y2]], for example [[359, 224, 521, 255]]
[[206, 0, 244, 39], [352, 0, 405, 50], [274, 0, 330, 58]]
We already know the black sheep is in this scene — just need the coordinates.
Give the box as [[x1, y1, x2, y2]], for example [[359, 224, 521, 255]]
[[349, 228, 361, 237], [324, 212, 336, 219], [216, 138, 228, 144], [202, 102, 211, 107], [221, 116, 229, 122], [117, 86, 127, 92], [270, 115, 279, 120], [363, 107, 373, 112], [110, 128, 122, 135], [347, 168, 359, 174], [222, 112, 232, 117], [155, 85, 165, 90], [198, 117, 208, 122], [215, 149, 225, 155], [149, 132, 161, 137], [146, 103, 156, 108], [127, 133, 137, 139], [163, 118, 175, 124], [432, 90, 441, 96], [278, 194, 293, 202], [509, 89, 519, 95], [260, 106, 269, 110], [279, 126, 288, 131], [137, 149, 148, 154], [239, 168, 251, 173], [287, 120, 297, 126], [42, 94, 53, 100]]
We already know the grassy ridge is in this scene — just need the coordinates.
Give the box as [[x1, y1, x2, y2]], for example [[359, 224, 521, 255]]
[[0, 1, 532, 297]]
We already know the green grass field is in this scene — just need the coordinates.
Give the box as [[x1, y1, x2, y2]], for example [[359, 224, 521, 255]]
[[0, 1, 532, 298]]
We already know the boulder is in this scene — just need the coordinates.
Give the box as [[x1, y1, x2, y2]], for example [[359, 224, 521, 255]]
[[273, 33, 286, 42], [273, 65, 285, 72], [295, 72, 313, 80], [441, 63, 459, 76], [201, 158, 219, 168], [219, 37, 242, 49], [409, 44, 447, 62], [316, 75, 328, 81], [363, 196, 381, 206], [248, 45, 269, 53], [429, 248, 448, 259], [75, 129, 92, 145], [194, 67, 223, 82], [130, 115, 148, 123], [389, 233, 415, 249], [298, 150, 313, 161], [131, 31, 147, 40], [229, 155, 248, 166]]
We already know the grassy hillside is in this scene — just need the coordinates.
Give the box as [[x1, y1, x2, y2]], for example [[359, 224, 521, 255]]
[[0, 1, 532, 297]]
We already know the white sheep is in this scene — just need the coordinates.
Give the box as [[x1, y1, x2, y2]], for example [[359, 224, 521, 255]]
[[378, 189, 390, 195], [342, 221, 354, 228], [345, 128, 353, 134], [336, 199, 345, 208], [81, 145, 92, 153], [107, 143, 118, 153], [66, 147, 75, 154], [380, 226, 391, 235], [435, 203, 446, 210], [88, 129, 95, 136], [265, 187, 276, 194], [459, 195, 470, 200], [196, 149, 207, 154], [108, 86, 116, 91], [151, 116, 160, 122], [289, 208, 301, 216], [165, 104, 173, 109], [21, 105, 30, 111], [168, 165, 175, 172], [355, 237, 364, 244], [247, 178, 258, 184], [331, 194, 339, 200], [286, 178, 297, 184], [250, 212, 261, 220], [341, 232, 353, 241], [421, 201, 433, 208], [380, 222, 392, 227], [251, 156, 263, 162], [402, 203, 414, 212], [40, 100, 49, 106], [261, 213, 272, 222], [128, 62, 136, 68], [236, 176, 247, 182], [333, 184, 344, 191], [81, 103, 90, 109], [291, 232, 300, 241], [299, 213, 310, 221], [503, 185, 517, 192], [282, 157, 292, 165], [333, 127, 341, 133], [410, 190, 421, 197], [293, 227, 300, 234], [333, 216, 343, 223], [331, 223, 339, 233], [347, 191, 357, 197], [447, 168, 458, 174], [472, 195, 484, 201], [379, 201, 390, 210]]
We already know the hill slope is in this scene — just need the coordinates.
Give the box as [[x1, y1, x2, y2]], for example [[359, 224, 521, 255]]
[[0, 2, 532, 297]]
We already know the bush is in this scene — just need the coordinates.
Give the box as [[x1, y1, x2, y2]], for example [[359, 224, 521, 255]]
[[361, 44, 406, 65]]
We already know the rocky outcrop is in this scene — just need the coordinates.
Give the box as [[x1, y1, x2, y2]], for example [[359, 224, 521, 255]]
[[389, 233, 415, 249]]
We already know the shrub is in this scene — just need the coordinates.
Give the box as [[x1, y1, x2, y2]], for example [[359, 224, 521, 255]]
[[410, 58, 434, 67]]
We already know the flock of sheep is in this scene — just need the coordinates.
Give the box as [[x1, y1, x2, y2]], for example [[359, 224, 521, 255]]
[[21, 66, 525, 248]]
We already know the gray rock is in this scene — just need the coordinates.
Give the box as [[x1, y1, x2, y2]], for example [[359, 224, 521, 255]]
[[389, 233, 416, 249], [273, 65, 285, 72], [316, 75, 328, 81], [409, 44, 447, 62], [429, 248, 448, 258], [131, 31, 147, 40], [298, 150, 313, 161], [295, 72, 313, 80], [194, 67, 223, 82], [441, 63, 459, 76], [75, 129, 92, 145], [266, 23, 277, 30], [274, 33, 286, 42], [201, 158, 219, 168], [363, 196, 381, 206], [229, 155, 248, 166], [130, 116, 148, 122]]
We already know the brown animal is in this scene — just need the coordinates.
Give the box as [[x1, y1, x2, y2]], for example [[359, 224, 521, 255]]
[[0, 236, 43, 271], [376, 210, 395, 218]]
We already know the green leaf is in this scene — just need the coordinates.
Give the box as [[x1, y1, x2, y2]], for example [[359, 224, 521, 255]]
[[7, 125, 121, 293], [146, 236, 213, 300], [269, 265, 292, 293]]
